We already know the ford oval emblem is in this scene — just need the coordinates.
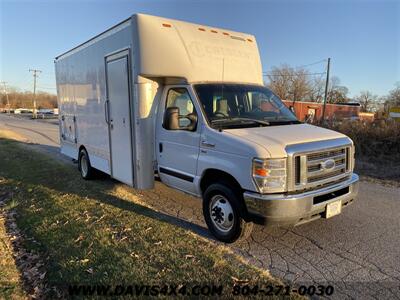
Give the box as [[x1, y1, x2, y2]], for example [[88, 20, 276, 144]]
[[320, 159, 335, 171]]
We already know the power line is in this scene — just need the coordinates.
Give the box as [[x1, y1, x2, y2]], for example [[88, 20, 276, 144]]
[[37, 86, 57, 90], [295, 59, 327, 69], [263, 72, 327, 77]]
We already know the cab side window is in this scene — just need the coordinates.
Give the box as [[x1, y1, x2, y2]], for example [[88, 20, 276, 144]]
[[165, 88, 197, 130]]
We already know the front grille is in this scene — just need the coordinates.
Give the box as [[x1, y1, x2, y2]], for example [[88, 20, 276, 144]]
[[308, 169, 344, 183], [291, 145, 351, 191], [307, 149, 344, 161]]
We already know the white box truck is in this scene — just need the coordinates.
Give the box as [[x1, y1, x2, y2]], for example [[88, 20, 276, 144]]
[[55, 14, 359, 242]]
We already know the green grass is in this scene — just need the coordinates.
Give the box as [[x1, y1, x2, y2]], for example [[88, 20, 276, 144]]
[[0, 136, 301, 298]]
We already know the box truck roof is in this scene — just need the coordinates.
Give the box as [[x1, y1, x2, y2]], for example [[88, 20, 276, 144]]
[[55, 14, 263, 85]]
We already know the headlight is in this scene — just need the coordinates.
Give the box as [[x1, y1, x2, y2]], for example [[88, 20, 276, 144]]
[[252, 158, 287, 193]]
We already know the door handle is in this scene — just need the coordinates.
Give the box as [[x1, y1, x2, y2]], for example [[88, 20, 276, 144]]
[[159, 142, 163, 153], [104, 99, 110, 124], [201, 140, 215, 148]]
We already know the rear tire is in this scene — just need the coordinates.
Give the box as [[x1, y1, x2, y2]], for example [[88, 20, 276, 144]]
[[78, 148, 94, 180], [203, 181, 253, 243]]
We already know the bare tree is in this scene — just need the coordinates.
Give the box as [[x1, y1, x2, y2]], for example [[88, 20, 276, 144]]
[[266, 64, 351, 104], [290, 68, 311, 104], [266, 65, 310, 102], [327, 76, 349, 103], [266, 65, 292, 100], [0, 86, 57, 109], [308, 76, 325, 102], [384, 83, 400, 108], [356, 91, 378, 112]]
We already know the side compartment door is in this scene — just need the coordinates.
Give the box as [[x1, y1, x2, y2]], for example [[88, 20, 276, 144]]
[[105, 51, 134, 185], [156, 86, 201, 194]]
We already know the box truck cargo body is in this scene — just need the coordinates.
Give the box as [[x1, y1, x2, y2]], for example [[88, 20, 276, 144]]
[[55, 14, 359, 242]]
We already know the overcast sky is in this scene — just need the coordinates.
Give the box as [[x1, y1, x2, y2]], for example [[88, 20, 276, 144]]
[[1, 0, 399, 97]]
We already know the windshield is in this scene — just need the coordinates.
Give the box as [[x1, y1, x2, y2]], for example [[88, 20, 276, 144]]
[[194, 84, 300, 129]]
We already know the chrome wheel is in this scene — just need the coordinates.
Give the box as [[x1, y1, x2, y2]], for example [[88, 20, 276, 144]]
[[209, 195, 234, 233], [80, 154, 88, 177]]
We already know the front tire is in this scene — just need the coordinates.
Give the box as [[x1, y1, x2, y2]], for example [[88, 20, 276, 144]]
[[78, 148, 94, 180], [203, 181, 253, 243]]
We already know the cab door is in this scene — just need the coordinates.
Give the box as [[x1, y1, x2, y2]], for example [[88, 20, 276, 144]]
[[156, 86, 201, 195]]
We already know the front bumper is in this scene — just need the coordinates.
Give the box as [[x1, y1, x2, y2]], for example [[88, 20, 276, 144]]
[[243, 173, 359, 226]]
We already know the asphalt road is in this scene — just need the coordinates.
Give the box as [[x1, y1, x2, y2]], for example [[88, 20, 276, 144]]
[[1, 113, 399, 299]]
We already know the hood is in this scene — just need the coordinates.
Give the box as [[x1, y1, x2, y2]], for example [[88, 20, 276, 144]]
[[225, 124, 347, 157]]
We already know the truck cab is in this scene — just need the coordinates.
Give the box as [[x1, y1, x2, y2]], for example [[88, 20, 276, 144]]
[[155, 83, 359, 242]]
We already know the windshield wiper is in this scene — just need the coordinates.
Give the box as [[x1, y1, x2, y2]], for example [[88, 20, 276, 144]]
[[268, 120, 301, 125], [211, 117, 270, 126]]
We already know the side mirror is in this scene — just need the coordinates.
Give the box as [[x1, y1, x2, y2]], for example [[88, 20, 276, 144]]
[[163, 107, 198, 131], [185, 113, 198, 131], [163, 107, 180, 130]]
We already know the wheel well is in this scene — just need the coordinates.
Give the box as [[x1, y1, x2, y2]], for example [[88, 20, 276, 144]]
[[77, 145, 88, 164], [78, 145, 86, 156], [200, 169, 250, 220], [200, 169, 242, 195]]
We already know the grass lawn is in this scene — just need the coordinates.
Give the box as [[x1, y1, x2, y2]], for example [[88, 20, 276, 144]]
[[0, 134, 301, 298]]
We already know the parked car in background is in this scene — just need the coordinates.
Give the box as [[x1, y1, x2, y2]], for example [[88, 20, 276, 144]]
[[14, 108, 33, 114]]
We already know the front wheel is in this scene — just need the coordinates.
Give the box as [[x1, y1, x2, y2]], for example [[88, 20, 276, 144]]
[[203, 182, 253, 243]]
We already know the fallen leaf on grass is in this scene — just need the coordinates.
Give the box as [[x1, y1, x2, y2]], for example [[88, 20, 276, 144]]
[[231, 276, 249, 285], [74, 234, 84, 243], [130, 252, 139, 258], [119, 236, 128, 242], [80, 259, 90, 264]]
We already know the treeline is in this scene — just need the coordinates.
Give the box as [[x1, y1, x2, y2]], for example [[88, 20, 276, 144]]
[[0, 89, 57, 109], [266, 64, 400, 112]]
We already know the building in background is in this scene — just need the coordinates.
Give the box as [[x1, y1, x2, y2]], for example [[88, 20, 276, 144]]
[[388, 107, 400, 122], [282, 100, 360, 122]]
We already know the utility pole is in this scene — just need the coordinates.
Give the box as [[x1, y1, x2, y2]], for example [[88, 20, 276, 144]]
[[29, 69, 42, 118], [322, 58, 331, 122], [0, 81, 10, 114]]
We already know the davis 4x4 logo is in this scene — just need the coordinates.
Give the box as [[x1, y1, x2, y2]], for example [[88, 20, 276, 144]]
[[68, 284, 223, 296]]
